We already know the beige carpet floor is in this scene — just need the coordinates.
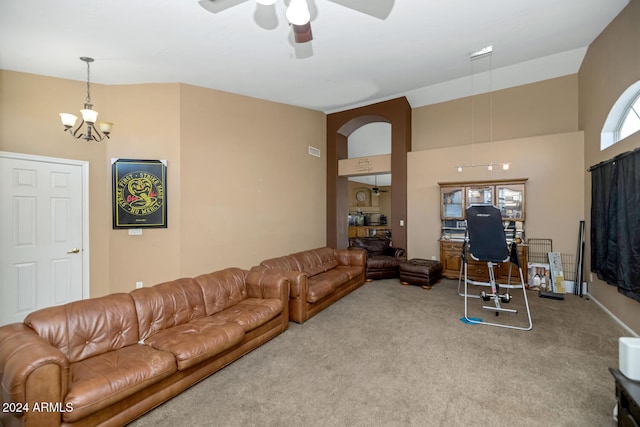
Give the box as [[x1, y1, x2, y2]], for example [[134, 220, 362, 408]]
[[129, 278, 629, 427]]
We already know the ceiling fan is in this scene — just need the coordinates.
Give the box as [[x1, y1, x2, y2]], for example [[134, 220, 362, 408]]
[[199, 0, 394, 43], [372, 175, 388, 197]]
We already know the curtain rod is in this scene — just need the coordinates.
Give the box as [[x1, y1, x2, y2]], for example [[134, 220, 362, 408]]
[[588, 146, 640, 172]]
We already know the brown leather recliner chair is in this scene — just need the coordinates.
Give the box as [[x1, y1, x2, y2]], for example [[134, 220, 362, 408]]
[[349, 237, 406, 280]]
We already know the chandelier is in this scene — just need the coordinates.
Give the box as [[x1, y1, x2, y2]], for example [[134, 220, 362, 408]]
[[59, 57, 113, 142]]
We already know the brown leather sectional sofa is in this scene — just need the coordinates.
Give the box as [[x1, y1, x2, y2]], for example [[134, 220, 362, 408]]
[[251, 247, 366, 323], [0, 268, 289, 427]]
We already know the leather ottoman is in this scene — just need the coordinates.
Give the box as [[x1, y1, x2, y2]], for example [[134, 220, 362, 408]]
[[399, 259, 443, 289]]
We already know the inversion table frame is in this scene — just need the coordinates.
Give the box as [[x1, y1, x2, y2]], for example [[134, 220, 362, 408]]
[[459, 205, 532, 331]]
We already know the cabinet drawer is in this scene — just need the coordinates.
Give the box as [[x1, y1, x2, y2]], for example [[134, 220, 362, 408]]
[[441, 241, 463, 251]]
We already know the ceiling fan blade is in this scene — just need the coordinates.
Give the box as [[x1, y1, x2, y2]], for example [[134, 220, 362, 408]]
[[292, 22, 313, 43], [198, 0, 249, 14], [327, 0, 394, 20]]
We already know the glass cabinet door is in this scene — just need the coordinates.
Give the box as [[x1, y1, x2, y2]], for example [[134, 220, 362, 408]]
[[441, 186, 464, 219], [497, 184, 525, 220], [466, 186, 494, 206]]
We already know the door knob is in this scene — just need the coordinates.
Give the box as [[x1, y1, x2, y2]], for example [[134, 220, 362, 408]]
[[67, 248, 80, 254]]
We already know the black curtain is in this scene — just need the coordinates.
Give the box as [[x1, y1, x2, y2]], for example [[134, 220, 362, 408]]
[[590, 147, 640, 302]]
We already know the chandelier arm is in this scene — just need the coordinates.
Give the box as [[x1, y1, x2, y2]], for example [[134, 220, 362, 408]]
[[70, 120, 86, 140], [90, 124, 106, 142]]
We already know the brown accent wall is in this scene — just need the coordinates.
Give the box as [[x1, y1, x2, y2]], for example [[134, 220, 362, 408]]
[[578, 0, 640, 334], [326, 98, 411, 250]]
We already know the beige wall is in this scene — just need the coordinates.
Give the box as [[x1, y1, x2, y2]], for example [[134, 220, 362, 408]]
[[409, 74, 583, 262], [406, 0, 640, 335], [104, 83, 182, 293], [412, 75, 578, 151], [178, 84, 326, 277], [0, 70, 326, 297], [0, 70, 111, 297], [578, 0, 640, 334], [408, 132, 585, 261]]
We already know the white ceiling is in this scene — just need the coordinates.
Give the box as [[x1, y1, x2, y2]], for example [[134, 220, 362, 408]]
[[0, 0, 629, 114]]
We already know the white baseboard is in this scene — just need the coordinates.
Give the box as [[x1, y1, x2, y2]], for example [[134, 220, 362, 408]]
[[588, 292, 639, 337]]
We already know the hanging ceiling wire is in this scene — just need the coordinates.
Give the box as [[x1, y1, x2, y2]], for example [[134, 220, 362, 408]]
[[456, 46, 509, 172]]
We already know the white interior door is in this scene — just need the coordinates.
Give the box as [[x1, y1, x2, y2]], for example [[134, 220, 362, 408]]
[[0, 152, 88, 326]]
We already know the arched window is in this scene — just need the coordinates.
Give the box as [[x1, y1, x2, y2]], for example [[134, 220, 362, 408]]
[[601, 81, 640, 150]]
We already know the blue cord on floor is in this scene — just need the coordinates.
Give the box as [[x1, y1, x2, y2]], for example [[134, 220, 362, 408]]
[[460, 317, 482, 324]]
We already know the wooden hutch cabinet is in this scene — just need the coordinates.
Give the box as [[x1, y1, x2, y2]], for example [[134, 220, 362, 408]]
[[439, 179, 528, 283]]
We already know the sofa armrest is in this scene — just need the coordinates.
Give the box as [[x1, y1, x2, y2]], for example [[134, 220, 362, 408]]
[[280, 271, 306, 299], [250, 267, 306, 299], [245, 271, 290, 302], [337, 248, 366, 267], [0, 324, 69, 413], [392, 247, 407, 259]]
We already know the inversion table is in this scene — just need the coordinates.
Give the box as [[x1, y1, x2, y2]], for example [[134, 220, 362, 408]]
[[459, 204, 532, 331]]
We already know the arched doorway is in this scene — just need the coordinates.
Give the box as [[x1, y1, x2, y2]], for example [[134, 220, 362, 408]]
[[326, 97, 411, 250], [346, 123, 392, 240]]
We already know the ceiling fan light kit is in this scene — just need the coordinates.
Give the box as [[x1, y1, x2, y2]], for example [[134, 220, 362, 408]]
[[59, 57, 113, 142], [292, 21, 313, 43], [286, 0, 311, 25]]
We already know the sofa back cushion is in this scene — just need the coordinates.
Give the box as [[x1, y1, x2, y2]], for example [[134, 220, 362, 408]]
[[349, 237, 391, 256], [130, 278, 206, 341], [193, 268, 248, 316], [289, 247, 338, 276], [259, 247, 338, 277], [24, 293, 139, 363]]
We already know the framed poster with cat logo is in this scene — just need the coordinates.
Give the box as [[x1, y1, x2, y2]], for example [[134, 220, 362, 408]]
[[112, 159, 167, 228]]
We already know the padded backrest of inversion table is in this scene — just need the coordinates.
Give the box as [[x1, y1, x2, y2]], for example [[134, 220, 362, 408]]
[[466, 205, 509, 263]]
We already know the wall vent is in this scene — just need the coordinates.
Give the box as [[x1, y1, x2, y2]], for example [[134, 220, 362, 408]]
[[308, 146, 321, 157]]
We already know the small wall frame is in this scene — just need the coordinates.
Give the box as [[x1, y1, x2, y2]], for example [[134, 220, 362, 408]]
[[112, 159, 167, 229]]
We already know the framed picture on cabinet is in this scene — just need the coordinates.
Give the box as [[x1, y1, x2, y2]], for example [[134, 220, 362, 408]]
[[112, 159, 167, 229]]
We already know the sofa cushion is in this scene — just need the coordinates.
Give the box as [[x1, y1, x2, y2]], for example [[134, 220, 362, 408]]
[[334, 264, 365, 280], [209, 298, 283, 332], [193, 268, 248, 316], [24, 293, 139, 363], [131, 278, 206, 341], [306, 270, 350, 303], [367, 255, 402, 270], [143, 318, 244, 370], [63, 344, 176, 423]]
